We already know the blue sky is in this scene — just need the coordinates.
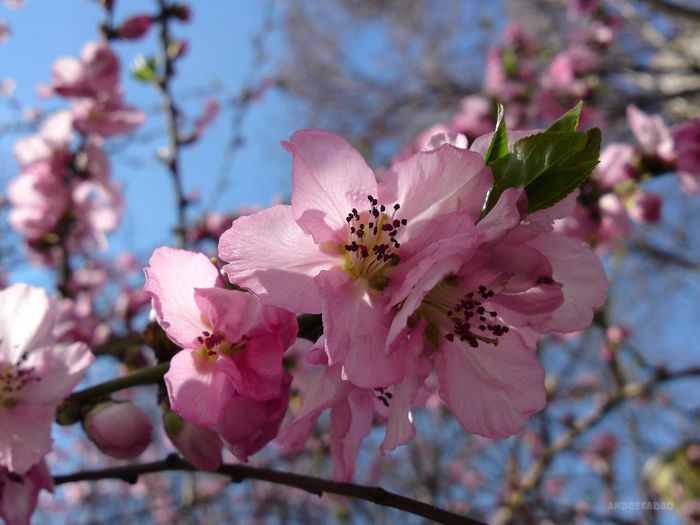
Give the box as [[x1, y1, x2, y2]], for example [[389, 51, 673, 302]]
[[1, 0, 297, 284]]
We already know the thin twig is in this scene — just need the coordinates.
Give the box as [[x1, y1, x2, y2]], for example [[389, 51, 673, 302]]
[[53, 454, 487, 525]]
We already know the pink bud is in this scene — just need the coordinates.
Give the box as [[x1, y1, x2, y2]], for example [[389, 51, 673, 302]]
[[164, 410, 222, 471], [170, 4, 191, 22], [118, 14, 152, 40], [84, 402, 152, 459], [628, 190, 662, 224]]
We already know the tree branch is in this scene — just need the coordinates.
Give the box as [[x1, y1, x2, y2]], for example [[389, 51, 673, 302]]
[[638, 0, 700, 22], [53, 454, 487, 525]]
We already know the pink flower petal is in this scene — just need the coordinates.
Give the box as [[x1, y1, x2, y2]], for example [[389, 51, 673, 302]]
[[219, 204, 339, 313], [436, 330, 546, 439], [526, 232, 607, 332], [284, 129, 377, 244], [164, 350, 234, 427], [0, 284, 55, 363], [380, 145, 492, 231], [315, 269, 406, 387], [144, 247, 221, 348], [329, 388, 374, 482], [0, 404, 54, 474], [284, 363, 349, 449]]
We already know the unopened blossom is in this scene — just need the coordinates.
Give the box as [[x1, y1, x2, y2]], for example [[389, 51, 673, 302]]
[[83, 401, 153, 459], [163, 409, 222, 471], [0, 284, 93, 474], [219, 129, 492, 387], [0, 461, 53, 525], [117, 14, 152, 40], [144, 247, 297, 460]]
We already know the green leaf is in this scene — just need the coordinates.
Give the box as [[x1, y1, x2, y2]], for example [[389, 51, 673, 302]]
[[484, 104, 508, 165], [547, 100, 583, 132], [132, 55, 156, 83], [525, 128, 601, 212]]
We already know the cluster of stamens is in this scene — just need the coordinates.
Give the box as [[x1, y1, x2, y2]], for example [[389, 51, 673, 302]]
[[0, 351, 40, 408], [196, 331, 248, 358], [344, 195, 407, 263], [374, 386, 393, 407], [444, 285, 509, 348]]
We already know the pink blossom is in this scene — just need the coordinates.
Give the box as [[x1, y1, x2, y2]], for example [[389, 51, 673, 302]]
[[118, 14, 152, 40], [626, 105, 675, 162], [0, 284, 93, 474], [450, 95, 495, 140], [144, 247, 297, 460], [83, 401, 153, 459], [47, 42, 120, 99], [219, 129, 492, 387], [13, 110, 73, 167], [671, 117, 700, 194], [7, 161, 70, 242], [72, 97, 146, 137], [0, 461, 53, 525], [594, 143, 639, 189]]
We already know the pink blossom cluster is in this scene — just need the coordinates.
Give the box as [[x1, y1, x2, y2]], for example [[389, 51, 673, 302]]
[[484, 8, 615, 129], [139, 128, 607, 482], [0, 284, 93, 524], [558, 105, 700, 252], [8, 42, 144, 263]]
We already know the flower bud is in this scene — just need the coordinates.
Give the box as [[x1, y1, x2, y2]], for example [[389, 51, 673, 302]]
[[170, 4, 191, 22], [628, 190, 662, 224], [118, 15, 152, 40], [163, 410, 222, 471], [84, 401, 152, 459]]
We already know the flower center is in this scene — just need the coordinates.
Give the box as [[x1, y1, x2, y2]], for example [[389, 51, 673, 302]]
[[195, 331, 249, 361], [342, 195, 407, 290], [0, 350, 40, 409], [416, 281, 509, 349]]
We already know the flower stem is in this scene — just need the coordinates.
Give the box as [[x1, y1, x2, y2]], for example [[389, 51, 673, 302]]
[[68, 362, 170, 403]]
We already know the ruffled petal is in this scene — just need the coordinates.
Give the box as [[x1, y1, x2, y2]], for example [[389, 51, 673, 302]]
[[315, 270, 406, 387], [526, 233, 607, 332], [284, 129, 378, 244], [379, 145, 492, 231], [0, 284, 55, 363], [164, 350, 234, 427], [144, 247, 220, 348], [219, 204, 339, 313], [19, 341, 93, 403], [329, 388, 374, 482], [435, 330, 546, 439], [284, 363, 349, 448], [0, 404, 54, 475]]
